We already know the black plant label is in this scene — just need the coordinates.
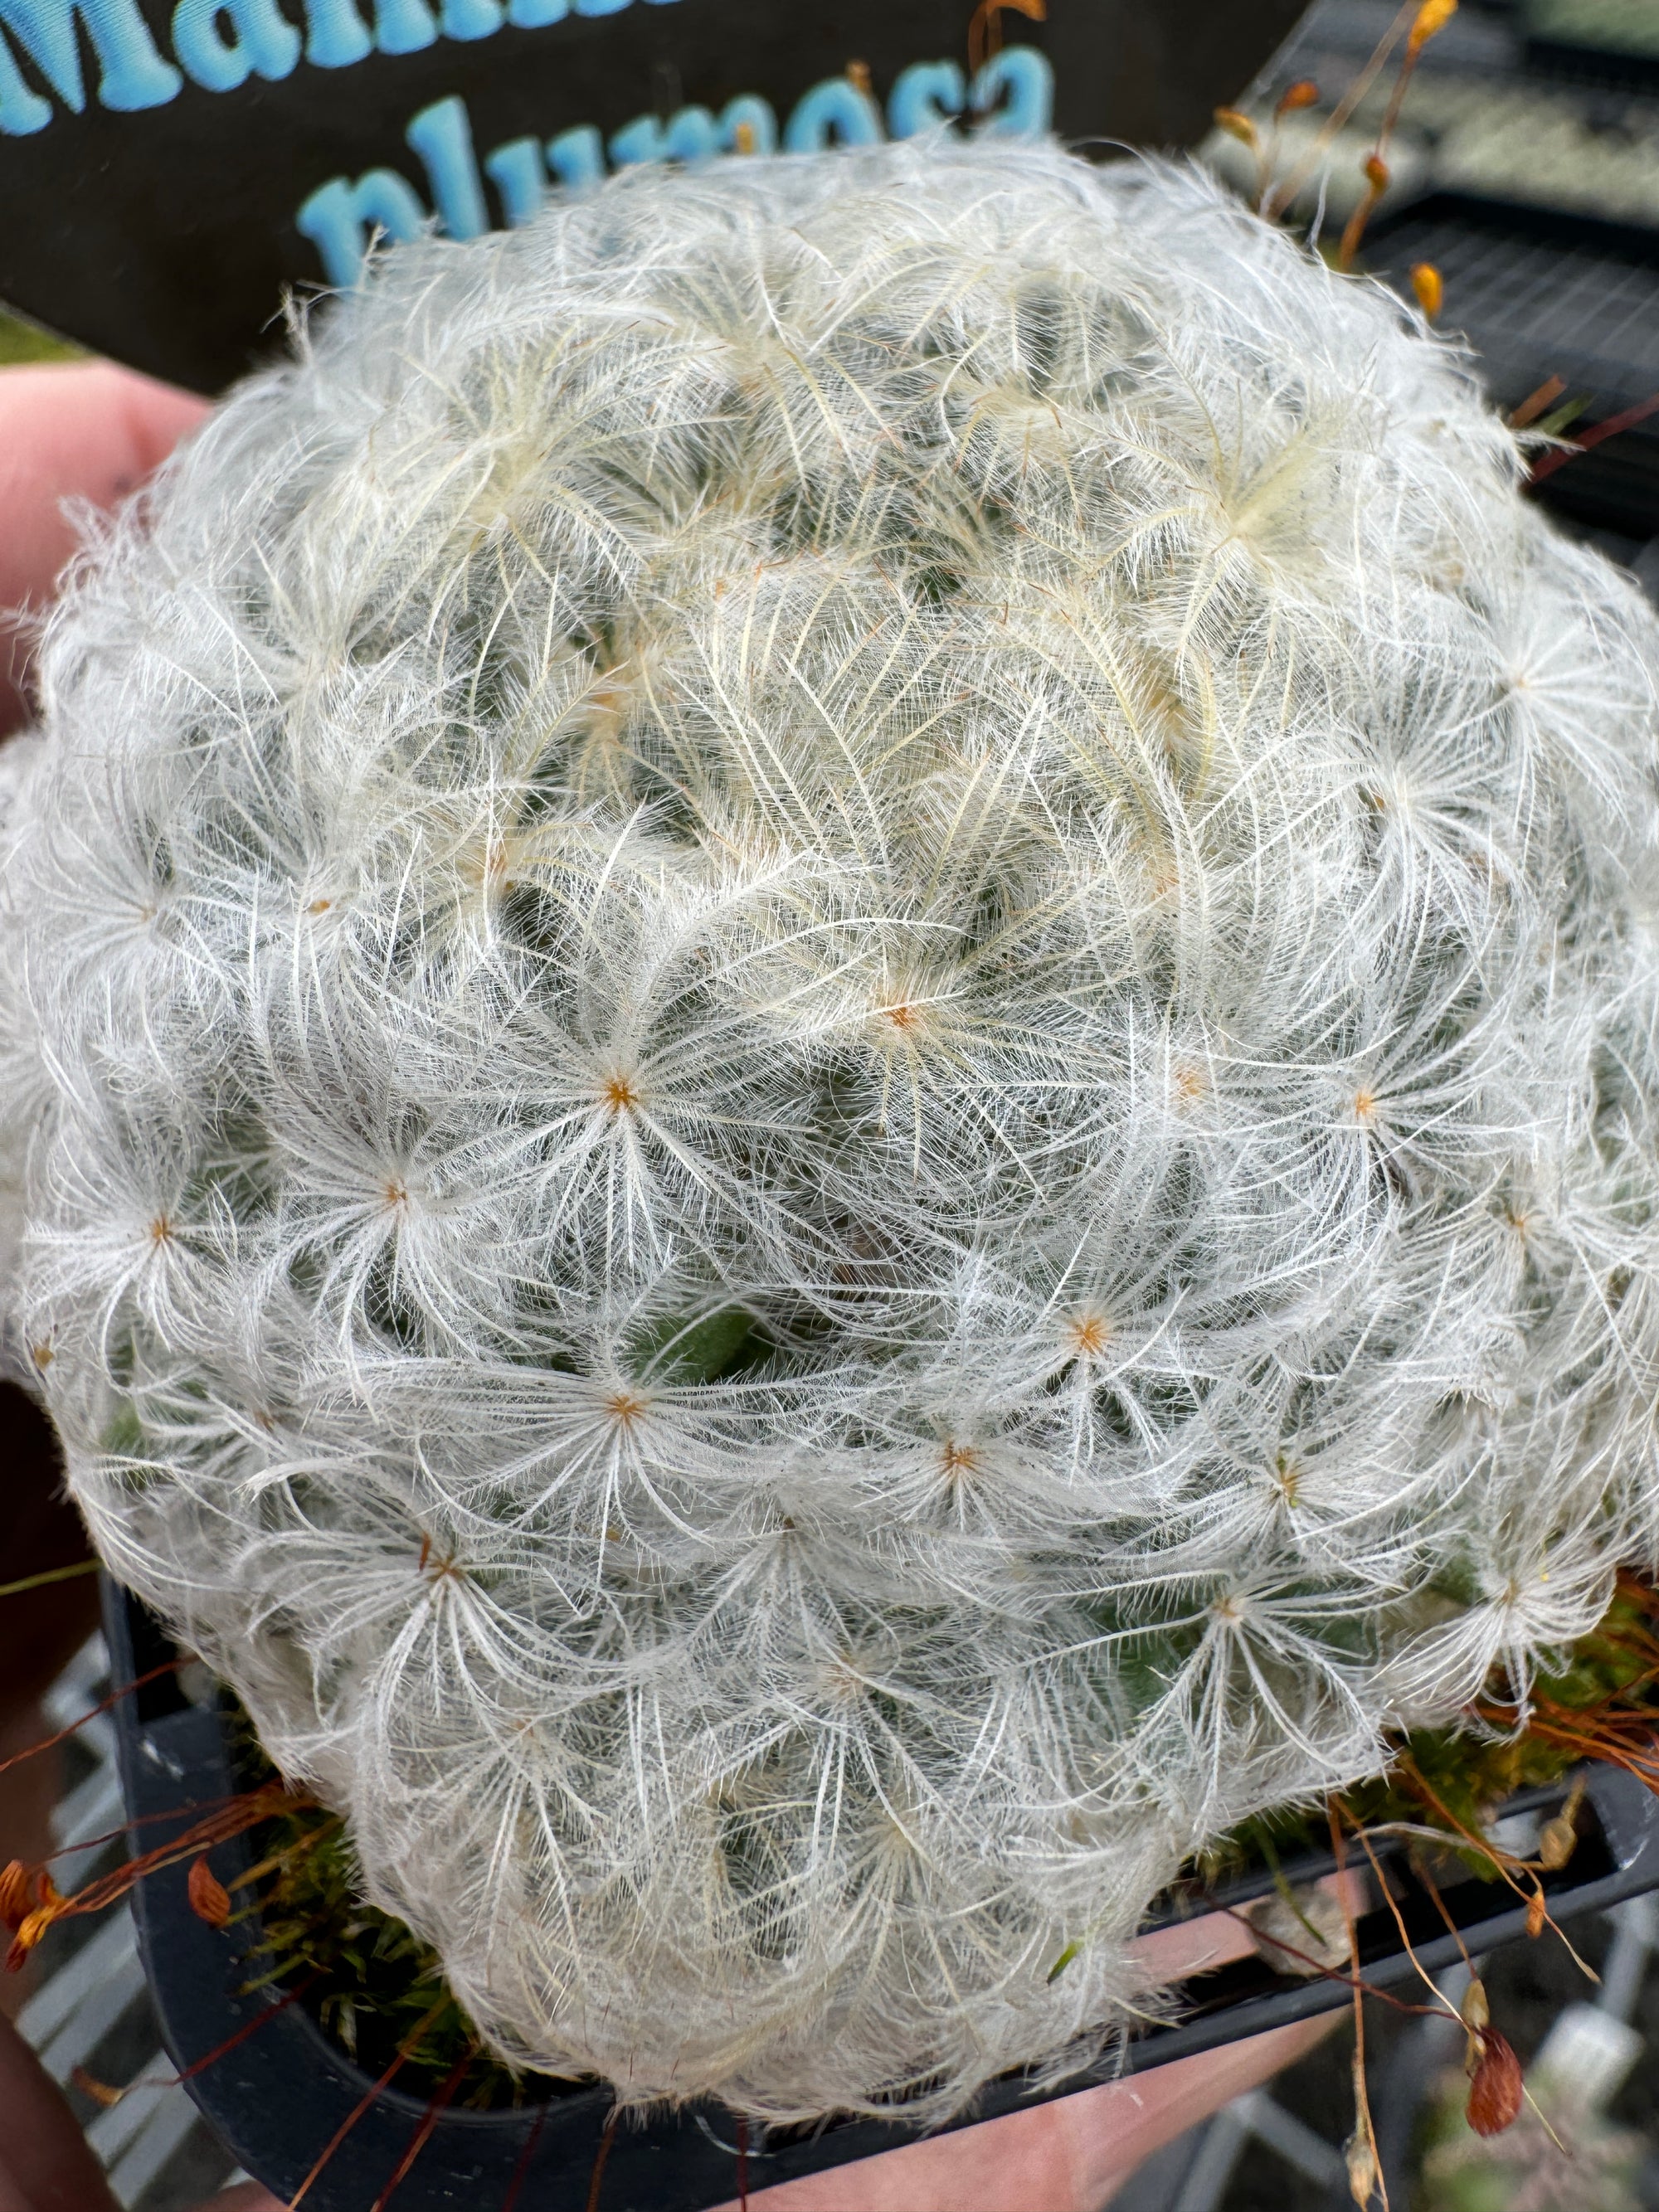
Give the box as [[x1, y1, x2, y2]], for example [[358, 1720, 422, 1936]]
[[0, 0, 1309, 393]]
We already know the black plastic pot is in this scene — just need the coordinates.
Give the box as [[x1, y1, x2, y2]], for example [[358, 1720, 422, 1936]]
[[104, 1580, 1659, 2210]]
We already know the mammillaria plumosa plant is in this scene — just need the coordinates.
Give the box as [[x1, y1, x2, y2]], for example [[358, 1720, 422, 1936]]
[[2, 136, 1659, 2124]]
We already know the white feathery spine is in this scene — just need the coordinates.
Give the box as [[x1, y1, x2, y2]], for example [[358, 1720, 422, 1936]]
[[2, 139, 1659, 2119]]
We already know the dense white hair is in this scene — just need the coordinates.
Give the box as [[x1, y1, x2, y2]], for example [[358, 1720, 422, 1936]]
[[4, 139, 1659, 2122]]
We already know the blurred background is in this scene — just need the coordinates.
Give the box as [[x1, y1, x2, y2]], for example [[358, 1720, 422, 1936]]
[[1204, 0, 1659, 576], [3, 1, 1659, 2205]]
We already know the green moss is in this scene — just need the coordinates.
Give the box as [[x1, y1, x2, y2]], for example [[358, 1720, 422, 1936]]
[[239, 1581, 1659, 2100], [249, 1811, 547, 2105]]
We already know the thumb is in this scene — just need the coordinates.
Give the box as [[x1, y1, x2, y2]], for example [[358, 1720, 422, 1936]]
[[0, 359, 208, 734]]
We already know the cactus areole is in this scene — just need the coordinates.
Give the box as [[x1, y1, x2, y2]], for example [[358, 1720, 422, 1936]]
[[4, 141, 1659, 2123]]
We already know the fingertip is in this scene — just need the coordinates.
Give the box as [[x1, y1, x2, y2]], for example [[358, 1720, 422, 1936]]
[[97, 359, 213, 481], [0, 356, 208, 538], [0, 357, 209, 732], [3, 357, 209, 499]]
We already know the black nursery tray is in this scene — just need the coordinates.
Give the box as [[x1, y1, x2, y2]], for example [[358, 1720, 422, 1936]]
[[104, 1582, 1659, 2211], [1523, 0, 1659, 94], [1366, 190, 1659, 541]]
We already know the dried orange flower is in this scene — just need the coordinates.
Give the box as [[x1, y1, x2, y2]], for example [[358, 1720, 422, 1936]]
[[1410, 261, 1444, 319], [1409, 0, 1458, 53], [187, 1856, 232, 1929], [0, 1861, 31, 1932]]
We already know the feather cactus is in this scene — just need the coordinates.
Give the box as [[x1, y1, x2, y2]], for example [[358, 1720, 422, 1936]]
[[3, 138, 1659, 2123]]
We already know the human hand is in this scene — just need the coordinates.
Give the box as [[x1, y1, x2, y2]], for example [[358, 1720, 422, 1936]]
[[0, 2005, 283, 2212], [0, 359, 207, 734]]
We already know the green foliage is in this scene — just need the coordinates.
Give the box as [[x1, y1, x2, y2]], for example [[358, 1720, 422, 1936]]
[[0, 313, 80, 366], [251, 1810, 540, 2104]]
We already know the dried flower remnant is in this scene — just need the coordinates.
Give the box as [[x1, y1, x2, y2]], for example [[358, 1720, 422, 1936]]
[[1410, 260, 1444, 318], [2, 139, 1658, 2124], [967, 0, 1046, 77], [187, 1855, 233, 1929], [6, 1871, 66, 1972], [1214, 107, 1260, 149], [1465, 2029, 1525, 2137], [1346, 2122, 1381, 2208], [0, 1860, 29, 1932], [71, 2065, 127, 2108], [1340, 2, 1460, 265], [1536, 1778, 1585, 1870], [1408, 0, 1458, 53], [1340, 153, 1394, 270], [2, 1780, 300, 1976], [1253, 0, 1457, 240]]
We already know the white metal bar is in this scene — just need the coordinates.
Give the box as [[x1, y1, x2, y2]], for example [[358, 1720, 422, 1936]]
[[1169, 2101, 1253, 2212], [85, 2072, 185, 2166], [1598, 1893, 1659, 2025], [15, 1907, 139, 2054], [106, 2086, 207, 2210], [1234, 2089, 1345, 2189], [35, 1944, 148, 2088]]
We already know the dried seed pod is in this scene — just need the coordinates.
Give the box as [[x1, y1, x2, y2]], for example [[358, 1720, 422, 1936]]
[[1461, 1976, 1491, 2035], [1409, 261, 1444, 318], [1244, 1884, 1352, 1975], [70, 2067, 125, 2108], [1409, 0, 1459, 51], [1538, 1780, 1586, 1871], [1538, 1816, 1576, 1870], [1345, 2127, 1380, 2206], [1466, 2030, 1525, 2137], [8, 1901, 59, 1961]]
